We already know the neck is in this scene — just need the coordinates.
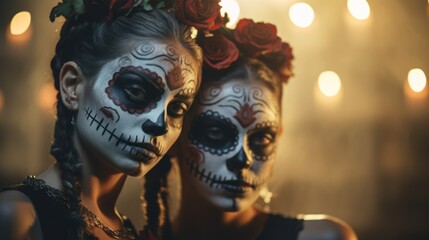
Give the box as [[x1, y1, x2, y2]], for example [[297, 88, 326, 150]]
[[73, 134, 128, 221], [172, 185, 267, 240]]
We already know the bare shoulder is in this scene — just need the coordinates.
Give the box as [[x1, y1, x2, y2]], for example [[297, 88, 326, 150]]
[[298, 214, 358, 240], [0, 190, 42, 239]]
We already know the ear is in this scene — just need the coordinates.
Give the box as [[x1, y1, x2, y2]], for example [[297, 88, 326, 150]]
[[59, 61, 85, 111]]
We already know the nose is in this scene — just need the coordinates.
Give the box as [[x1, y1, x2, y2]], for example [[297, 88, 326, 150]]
[[142, 111, 168, 136], [226, 148, 251, 172]]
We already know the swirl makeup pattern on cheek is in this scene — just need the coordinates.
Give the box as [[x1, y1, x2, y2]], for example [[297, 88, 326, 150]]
[[100, 107, 120, 123]]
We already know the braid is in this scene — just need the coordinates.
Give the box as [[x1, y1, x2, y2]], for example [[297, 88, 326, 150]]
[[160, 158, 172, 239], [50, 98, 86, 239], [49, 17, 95, 240], [144, 155, 172, 239]]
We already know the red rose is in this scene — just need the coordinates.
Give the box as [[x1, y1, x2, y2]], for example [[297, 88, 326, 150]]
[[198, 33, 239, 70], [278, 42, 293, 69], [175, 0, 223, 31], [84, 0, 134, 22], [233, 19, 282, 56]]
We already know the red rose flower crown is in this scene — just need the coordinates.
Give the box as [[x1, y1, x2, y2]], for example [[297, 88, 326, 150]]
[[189, 8, 295, 84], [49, 0, 223, 34]]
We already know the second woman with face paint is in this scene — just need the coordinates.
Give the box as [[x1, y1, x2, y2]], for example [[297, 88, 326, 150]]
[[145, 17, 359, 240]]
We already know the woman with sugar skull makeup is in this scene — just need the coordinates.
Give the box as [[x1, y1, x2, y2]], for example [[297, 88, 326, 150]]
[[144, 17, 359, 240], [0, 0, 227, 239]]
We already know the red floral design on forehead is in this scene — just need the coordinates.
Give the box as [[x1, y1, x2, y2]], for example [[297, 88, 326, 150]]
[[234, 103, 256, 128]]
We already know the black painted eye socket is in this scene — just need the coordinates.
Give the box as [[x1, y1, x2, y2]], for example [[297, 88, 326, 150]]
[[248, 128, 277, 158], [118, 72, 162, 104], [189, 112, 238, 153], [167, 101, 188, 118]]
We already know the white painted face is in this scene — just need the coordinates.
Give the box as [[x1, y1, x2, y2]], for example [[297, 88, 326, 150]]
[[75, 42, 199, 176], [178, 78, 280, 211]]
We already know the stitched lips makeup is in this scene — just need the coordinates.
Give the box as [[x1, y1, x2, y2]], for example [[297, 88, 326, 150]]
[[219, 179, 257, 194], [121, 141, 162, 163]]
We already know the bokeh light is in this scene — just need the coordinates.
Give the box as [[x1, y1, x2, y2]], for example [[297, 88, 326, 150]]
[[289, 2, 315, 28], [10, 11, 32, 35], [38, 83, 57, 112], [220, 0, 240, 28], [318, 71, 342, 97], [347, 0, 371, 20], [407, 68, 427, 93]]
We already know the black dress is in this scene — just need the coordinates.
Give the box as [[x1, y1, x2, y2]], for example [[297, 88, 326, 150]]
[[256, 214, 304, 240], [0, 176, 138, 240]]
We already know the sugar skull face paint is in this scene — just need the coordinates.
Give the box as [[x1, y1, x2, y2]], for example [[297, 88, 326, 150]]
[[75, 42, 198, 176], [178, 79, 280, 211]]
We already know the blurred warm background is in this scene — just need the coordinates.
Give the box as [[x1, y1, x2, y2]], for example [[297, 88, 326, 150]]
[[1, 0, 428, 239]]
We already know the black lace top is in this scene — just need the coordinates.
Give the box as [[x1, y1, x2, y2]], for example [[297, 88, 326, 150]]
[[0, 176, 138, 240], [256, 214, 304, 240]]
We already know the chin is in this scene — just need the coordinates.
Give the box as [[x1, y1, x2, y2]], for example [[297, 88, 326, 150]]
[[208, 194, 255, 212]]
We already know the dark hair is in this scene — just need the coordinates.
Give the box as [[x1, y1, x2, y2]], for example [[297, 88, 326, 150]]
[[144, 57, 284, 240], [50, 8, 202, 239]]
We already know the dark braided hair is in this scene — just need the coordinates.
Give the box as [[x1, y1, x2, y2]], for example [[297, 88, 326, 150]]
[[49, 9, 201, 240], [143, 155, 173, 239]]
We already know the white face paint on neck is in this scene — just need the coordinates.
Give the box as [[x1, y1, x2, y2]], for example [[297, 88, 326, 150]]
[[74, 41, 199, 177], [178, 79, 280, 211]]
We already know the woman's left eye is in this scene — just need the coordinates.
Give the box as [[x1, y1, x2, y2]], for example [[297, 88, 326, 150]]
[[251, 132, 274, 146], [167, 101, 188, 118], [124, 84, 147, 101]]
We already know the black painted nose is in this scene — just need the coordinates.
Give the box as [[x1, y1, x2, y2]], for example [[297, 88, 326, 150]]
[[226, 148, 251, 171], [142, 111, 168, 136]]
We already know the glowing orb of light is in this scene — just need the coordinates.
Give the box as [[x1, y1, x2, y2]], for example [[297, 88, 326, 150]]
[[318, 71, 342, 97], [408, 68, 427, 93], [38, 83, 58, 111], [347, 0, 371, 20], [289, 2, 315, 28], [220, 0, 240, 28], [10, 11, 32, 35]]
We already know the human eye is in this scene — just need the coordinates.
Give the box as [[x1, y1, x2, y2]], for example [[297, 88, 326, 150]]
[[248, 128, 277, 159], [124, 84, 147, 102], [189, 112, 238, 152], [167, 101, 189, 118], [249, 132, 275, 147], [206, 125, 225, 140]]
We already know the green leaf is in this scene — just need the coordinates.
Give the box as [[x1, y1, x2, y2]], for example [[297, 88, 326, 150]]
[[156, 2, 165, 9], [143, 2, 153, 11], [49, 0, 85, 22], [142, 0, 153, 11], [49, 2, 73, 22], [72, 0, 85, 15]]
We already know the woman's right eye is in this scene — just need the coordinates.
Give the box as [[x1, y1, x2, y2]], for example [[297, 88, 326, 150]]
[[124, 84, 147, 102], [206, 126, 224, 140]]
